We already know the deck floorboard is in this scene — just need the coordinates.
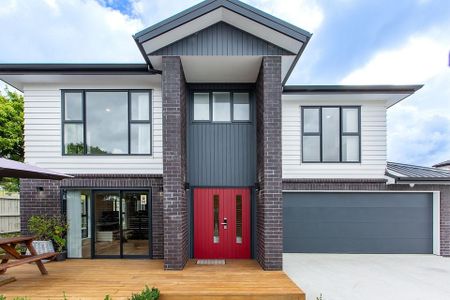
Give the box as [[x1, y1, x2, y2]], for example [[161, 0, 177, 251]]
[[0, 259, 305, 300]]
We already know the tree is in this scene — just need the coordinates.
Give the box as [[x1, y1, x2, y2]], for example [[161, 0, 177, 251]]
[[0, 89, 24, 192]]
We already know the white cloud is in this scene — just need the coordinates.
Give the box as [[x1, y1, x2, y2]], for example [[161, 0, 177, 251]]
[[341, 35, 448, 85], [387, 70, 450, 166], [340, 23, 450, 166], [131, 0, 323, 34], [246, 0, 323, 33], [0, 0, 143, 63]]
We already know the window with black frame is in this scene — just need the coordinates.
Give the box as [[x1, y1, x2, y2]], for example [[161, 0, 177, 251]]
[[192, 91, 251, 122], [62, 90, 152, 155], [302, 106, 360, 163]]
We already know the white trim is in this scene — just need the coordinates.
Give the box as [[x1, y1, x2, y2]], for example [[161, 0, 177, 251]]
[[142, 7, 302, 55], [433, 191, 441, 255], [282, 189, 441, 255]]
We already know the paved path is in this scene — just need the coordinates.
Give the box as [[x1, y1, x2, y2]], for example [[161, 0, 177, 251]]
[[284, 253, 450, 300]]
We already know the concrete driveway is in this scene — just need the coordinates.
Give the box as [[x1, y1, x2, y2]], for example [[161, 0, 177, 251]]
[[284, 253, 450, 300]]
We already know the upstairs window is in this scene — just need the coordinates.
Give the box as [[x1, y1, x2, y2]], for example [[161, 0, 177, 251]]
[[192, 91, 251, 122], [62, 90, 152, 155], [302, 106, 360, 163]]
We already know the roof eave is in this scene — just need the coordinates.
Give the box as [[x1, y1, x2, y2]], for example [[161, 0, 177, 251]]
[[0, 64, 161, 75], [283, 84, 424, 94], [282, 33, 311, 86]]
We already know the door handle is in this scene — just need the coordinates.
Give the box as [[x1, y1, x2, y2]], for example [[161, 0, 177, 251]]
[[221, 218, 228, 229]]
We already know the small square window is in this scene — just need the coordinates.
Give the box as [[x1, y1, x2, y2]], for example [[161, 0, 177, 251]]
[[131, 92, 150, 121], [303, 108, 319, 133], [193, 93, 210, 121], [342, 136, 360, 162], [64, 93, 83, 121], [64, 124, 84, 154], [130, 123, 151, 154], [302, 136, 320, 162], [342, 108, 359, 133], [213, 92, 231, 122], [233, 93, 250, 121]]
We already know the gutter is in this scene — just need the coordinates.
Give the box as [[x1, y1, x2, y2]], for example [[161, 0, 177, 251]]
[[0, 64, 162, 75]]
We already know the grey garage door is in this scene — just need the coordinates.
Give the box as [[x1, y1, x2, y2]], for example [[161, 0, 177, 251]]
[[283, 192, 433, 254]]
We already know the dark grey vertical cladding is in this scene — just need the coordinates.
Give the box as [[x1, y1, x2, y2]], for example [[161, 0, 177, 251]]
[[187, 84, 256, 187], [188, 123, 256, 186], [151, 22, 294, 56], [283, 192, 434, 254]]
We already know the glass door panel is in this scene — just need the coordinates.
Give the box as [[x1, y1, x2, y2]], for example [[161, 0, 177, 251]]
[[122, 191, 150, 256], [94, 191, 121, 256]]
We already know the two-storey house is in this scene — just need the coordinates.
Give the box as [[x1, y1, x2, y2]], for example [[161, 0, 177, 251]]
[[1, 0, 449, 270]]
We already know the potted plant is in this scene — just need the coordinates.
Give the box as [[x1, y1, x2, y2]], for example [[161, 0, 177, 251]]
[[51, 216, 69, 261], [27, 215, 68, 261]]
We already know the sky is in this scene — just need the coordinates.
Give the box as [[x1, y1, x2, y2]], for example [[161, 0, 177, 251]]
[[0, 0, 449, 166]]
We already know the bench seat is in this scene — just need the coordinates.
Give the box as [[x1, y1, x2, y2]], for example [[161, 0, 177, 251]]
[[0, 252, 56, 271]]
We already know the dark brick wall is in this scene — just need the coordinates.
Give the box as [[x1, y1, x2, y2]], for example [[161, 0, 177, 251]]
[[162, 56, 189, 270], [20, 178, 61, 235], [255, 56, 283, 270], [20, 174, 164, 258], [282, 179, 450, 256]]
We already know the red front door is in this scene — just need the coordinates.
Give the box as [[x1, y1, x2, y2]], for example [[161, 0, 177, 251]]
[[194, 188, 251, 259]]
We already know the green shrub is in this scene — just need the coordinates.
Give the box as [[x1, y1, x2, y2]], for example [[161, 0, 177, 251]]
[[129, 286, 160, 300], [27, 215, 68, 252], [0, 295, 6, 300], [104, 295, 112, 300]]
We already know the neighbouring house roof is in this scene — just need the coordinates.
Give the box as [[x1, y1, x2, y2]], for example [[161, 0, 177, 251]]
[[133, 0, 311, 84], [282, 85, 423, 108], [433, 160, 450, 168], [0, 157, 73, 180], [386, 161, 450, 182]]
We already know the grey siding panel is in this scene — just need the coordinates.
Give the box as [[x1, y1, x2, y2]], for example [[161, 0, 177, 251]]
[[283, 192, 433, 254], [188, 123, 256, 186], [150, 22, 294, 56]]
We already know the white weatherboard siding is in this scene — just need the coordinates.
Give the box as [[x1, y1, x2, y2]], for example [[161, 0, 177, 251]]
[[23, 81, 163, 174], [282, 98, 387, 179]]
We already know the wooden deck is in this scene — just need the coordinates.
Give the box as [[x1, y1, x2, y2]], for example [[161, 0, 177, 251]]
[[0, 259, 305, 300]]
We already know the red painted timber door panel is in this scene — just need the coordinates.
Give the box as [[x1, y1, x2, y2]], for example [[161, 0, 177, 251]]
[[194, 188, 251, 259]]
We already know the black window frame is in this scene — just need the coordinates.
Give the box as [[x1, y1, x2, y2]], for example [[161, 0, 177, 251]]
[[61, 89, 152, 156], [190, 90, 253, 123], [301, 106, 361, 163]]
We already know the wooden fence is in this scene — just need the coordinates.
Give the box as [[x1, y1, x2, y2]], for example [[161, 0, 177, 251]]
[[0, 196, 20, 234]]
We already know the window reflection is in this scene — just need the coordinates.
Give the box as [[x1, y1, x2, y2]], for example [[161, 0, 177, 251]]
[[86, 92, 128, 154], [214, 195, 219, 243], [236, 195, 242, 244]]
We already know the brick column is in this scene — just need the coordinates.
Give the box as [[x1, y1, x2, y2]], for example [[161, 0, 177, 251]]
[[161, 56, 189, 269], [20, 179, 62, 234], [255, 56, 283, 270]]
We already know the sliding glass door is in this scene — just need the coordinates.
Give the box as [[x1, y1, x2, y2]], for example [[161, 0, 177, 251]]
[[93, 190, 151, 258], [94, 191, 121, 256]]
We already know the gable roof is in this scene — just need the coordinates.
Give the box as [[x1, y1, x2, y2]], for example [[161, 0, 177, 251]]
[[133, 0, 311, 84], [149, 21, 294, 56], [386, 161, 450, 182], [134, 0, 311, 44]]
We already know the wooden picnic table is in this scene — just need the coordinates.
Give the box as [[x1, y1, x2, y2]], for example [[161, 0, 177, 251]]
[[0, 236, 56, 275]]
